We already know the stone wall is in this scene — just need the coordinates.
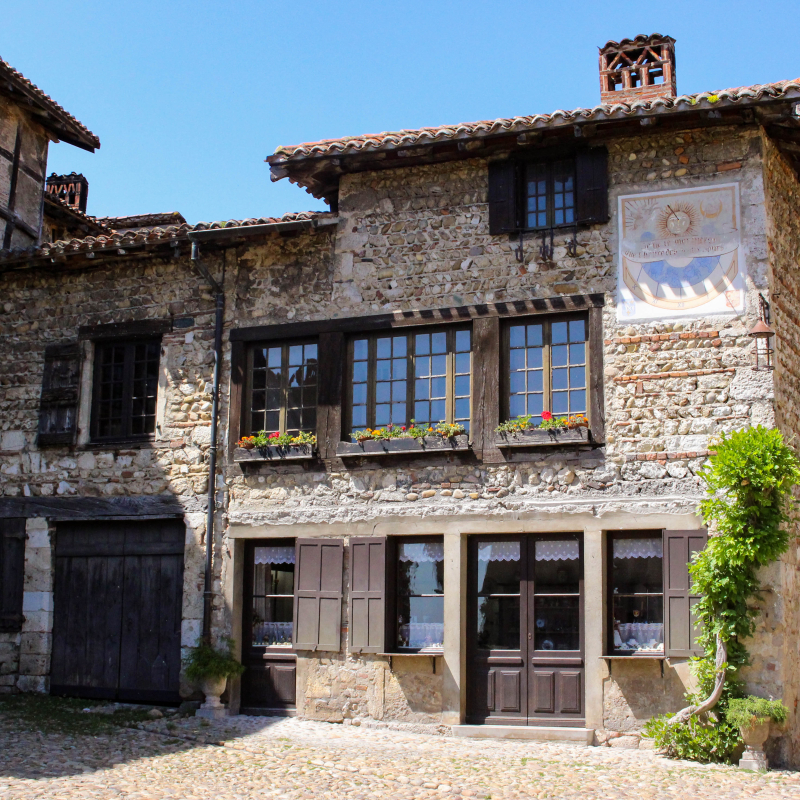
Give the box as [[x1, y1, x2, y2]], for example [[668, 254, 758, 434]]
[[0, 97, 50, 249], [762, 132, 800, 766]]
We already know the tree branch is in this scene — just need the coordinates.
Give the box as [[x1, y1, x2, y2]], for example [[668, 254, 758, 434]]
[[668, 633, 728, 726]]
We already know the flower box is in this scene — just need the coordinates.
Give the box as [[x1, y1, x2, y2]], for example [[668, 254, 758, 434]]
[[495, 428, 590, 448], [336, 435, 471, 458], [233, 445, 316, 463]]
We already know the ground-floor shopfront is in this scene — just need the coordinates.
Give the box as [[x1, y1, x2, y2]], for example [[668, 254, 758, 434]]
[[223, 510, 707, 743]]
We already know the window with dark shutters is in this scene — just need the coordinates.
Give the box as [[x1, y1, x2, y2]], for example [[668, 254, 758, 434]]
[[349, 538, 386, 654], [38, 343, 81, 447], [0, 518, 26, 633], [292, 538, 344, 651], [663, 529, 708, 658], [487, 148, 609, 235]]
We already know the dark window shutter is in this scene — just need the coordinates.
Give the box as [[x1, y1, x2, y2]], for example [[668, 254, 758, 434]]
[[293, 538, 344, 651], [575, 148, 609, 225], [488, 160, 518, 235], [38, 343, 81, 447], [663, 529, 708, 657], [349, 537, 386, 654], [0, 518, 26, 632]]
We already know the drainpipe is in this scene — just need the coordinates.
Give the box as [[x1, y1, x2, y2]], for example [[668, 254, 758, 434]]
[[189, 239, 224, 643]]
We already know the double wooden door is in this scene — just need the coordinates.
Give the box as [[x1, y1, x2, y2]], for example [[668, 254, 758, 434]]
[[51, 520, 185, 703], [467, 534, 585, 726]]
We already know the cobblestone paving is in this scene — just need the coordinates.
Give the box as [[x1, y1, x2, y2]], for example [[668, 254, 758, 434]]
[[2, 708, 799, 800]]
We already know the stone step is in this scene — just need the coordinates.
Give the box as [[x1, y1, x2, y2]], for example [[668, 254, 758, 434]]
[[451, 724, 594, 745]]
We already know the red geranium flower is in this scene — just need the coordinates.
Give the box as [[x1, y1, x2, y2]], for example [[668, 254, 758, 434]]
[[401, 426, 406, 431], [269, 431, 280, 438], [541, 411, 552, 421]]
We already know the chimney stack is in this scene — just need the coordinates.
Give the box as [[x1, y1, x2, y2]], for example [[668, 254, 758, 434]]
[[46, 172, 89, 214], [599, 34, 676, 105]]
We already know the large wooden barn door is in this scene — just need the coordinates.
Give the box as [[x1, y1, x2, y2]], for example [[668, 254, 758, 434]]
[[51, 520, 185, 703]]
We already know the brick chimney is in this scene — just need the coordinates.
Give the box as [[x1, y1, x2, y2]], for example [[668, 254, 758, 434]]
[[599, 34, 676, 105], [46, 172, 89, 214]]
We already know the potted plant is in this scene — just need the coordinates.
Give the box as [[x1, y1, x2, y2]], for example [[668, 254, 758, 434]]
[[184, 638, 245, 720], [727, 697, 788, 771], [337, 420, 470, 457], [234, 430, 317, 462], [495, 412, 590, 447]]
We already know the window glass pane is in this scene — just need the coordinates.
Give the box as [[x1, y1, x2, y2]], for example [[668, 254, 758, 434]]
[[377, 337, 392, 359], [353, 339, 369, 361], [398, 541, 444, 594], [431, 399, 446, 421], [416, 333, 430, 356], [352, 406, 367, 427], [391, 403, 406, 424], [509, 325, 525, 348], [455, 375, 470, 396], [353, 384, 367, 405], [455, 329, 471, 352], [612, 597, 664, 652], [376, 382, 391, 403], [288, 345, 303, 365], [569, 319, 586, 342], [507, 322, 544, 424], [533, 597, 579, 651], [569, 343, 586, 364], [455, 398, 470, 422], [526, 163, 549, 230], [392, 358, 406, 379], [392, 336, 407, 358], [375, 404, 390, 425], [477, 542, 521, 594], [431, 332, 447, 353], [352, 360, 368, 383], [455, 352, 470, 374], [477, 597, 520, 650], [397, 597, 444, 649], [552, 392, 569, 414], [552, 322, 568, 344], [509, 394, 525, 417], [251, 560, 295, 648], [551, 345, 568, 367], [552, 369, 568, 390], [569, 389, 586, 413], [397, 541, 444, 650], [534, 540, 580, 593]]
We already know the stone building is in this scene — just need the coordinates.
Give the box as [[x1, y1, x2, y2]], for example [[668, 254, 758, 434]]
[[1, 34, 800, 764]]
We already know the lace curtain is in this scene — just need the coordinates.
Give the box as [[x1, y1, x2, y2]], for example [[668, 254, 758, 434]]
[[254, 546, 295, 565], [613, 538, 662, 559], [535, 540, 580, 561], [477, 542, 521, 562], [398, 542, 444, 563]]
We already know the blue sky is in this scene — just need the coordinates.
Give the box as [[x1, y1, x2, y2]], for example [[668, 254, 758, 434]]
[[4, 1, 797, 223]]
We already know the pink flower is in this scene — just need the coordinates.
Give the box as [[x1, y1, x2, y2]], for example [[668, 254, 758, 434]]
[[541, 411, 552, 421], [269, 431, 280, 439]]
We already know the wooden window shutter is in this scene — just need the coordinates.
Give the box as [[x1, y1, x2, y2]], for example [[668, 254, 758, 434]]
[[488, 160, 518, 235], [349, 537, 386, 654], [663, 529, 708, 658], [0, 518, 26, 632], [293, 538, 344, 651], [575, 148, 609, 225], [38, 343, 81, 447]]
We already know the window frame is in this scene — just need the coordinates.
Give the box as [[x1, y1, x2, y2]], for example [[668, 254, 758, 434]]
[[519, 156, 578, 232], [606, 530, 665, 657], [388, 535, 445, 655], [245, 538, 296, 653], [90, 337, 162, 443], [345, 325, 472, 434], [501, 312, 590, 426], [243, 338, 319, 437]]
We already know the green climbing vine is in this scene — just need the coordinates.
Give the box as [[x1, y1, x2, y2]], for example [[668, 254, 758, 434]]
[[644, 425, 800, 762]]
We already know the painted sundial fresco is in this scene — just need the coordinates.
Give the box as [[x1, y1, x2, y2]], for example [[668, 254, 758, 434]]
[[617, 183, 744, 320]]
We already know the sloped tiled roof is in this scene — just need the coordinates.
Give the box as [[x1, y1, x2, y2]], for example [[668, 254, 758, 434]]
[[43, 193, 112, 236], [0, 211, 335, 266], [95, 212, 188, 233], [269, 78, 800, 164], [0, 58, 100, 151]]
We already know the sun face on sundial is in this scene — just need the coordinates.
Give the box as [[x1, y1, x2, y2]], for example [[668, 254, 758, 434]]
[[658, 202, 697, 237]]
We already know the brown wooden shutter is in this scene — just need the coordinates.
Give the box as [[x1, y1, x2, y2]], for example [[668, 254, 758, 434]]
[[293, 538, 344, 651], [349, 537, 386, 654], [38, 343, 81, 447], [663, 529, 708, 657], [575, 148, 609, 225], [488, 160, 518, 235], [0, 518, 26, 632]]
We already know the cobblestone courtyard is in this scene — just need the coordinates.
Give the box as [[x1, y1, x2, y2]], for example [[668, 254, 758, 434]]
[[1, 698, 799, 800]]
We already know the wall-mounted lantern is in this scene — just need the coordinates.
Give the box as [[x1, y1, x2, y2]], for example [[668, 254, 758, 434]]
[[749, 294, 775, 371]]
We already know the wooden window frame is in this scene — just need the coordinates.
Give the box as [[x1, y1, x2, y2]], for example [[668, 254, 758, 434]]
[[519, 156, 577, 232], [345, 325, 472, 434], [501, 312, 590, 425], [243, 538, 296, 654], [388, 535, 445, 655], [243, 338, 319, 437], [606, 530, 664, 657], [90, 337, 162, 444]]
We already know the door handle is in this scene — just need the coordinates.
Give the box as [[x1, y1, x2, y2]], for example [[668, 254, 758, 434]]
[[528, 632, 532, 640]]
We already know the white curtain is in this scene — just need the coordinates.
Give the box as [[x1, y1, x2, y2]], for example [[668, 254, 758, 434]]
[[535, 540, 580, 561], [477, 541, 521, 562], [613, 538, 662, 559], [398, 542, 444, 563], [254, 545, 295, 565]]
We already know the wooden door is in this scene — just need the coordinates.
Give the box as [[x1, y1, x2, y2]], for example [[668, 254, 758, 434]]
[[51, 520, 184, 703], [527, 535, 584, 725], [241, 540, 297, 714], [466, 534, 584, 726]]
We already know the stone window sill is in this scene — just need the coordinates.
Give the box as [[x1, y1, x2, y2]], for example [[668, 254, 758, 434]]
[[336, 435, 470, 458], [601, 654, 665, 660], [495, 428, 590, 448], [233, 445, 317, 463]]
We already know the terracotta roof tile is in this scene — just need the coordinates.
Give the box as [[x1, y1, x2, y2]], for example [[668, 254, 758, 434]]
[[0, 58, 100, 151], [0, 211, 335, 265], [269, 78, 800, 164], [43, 193, 112, 235]]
